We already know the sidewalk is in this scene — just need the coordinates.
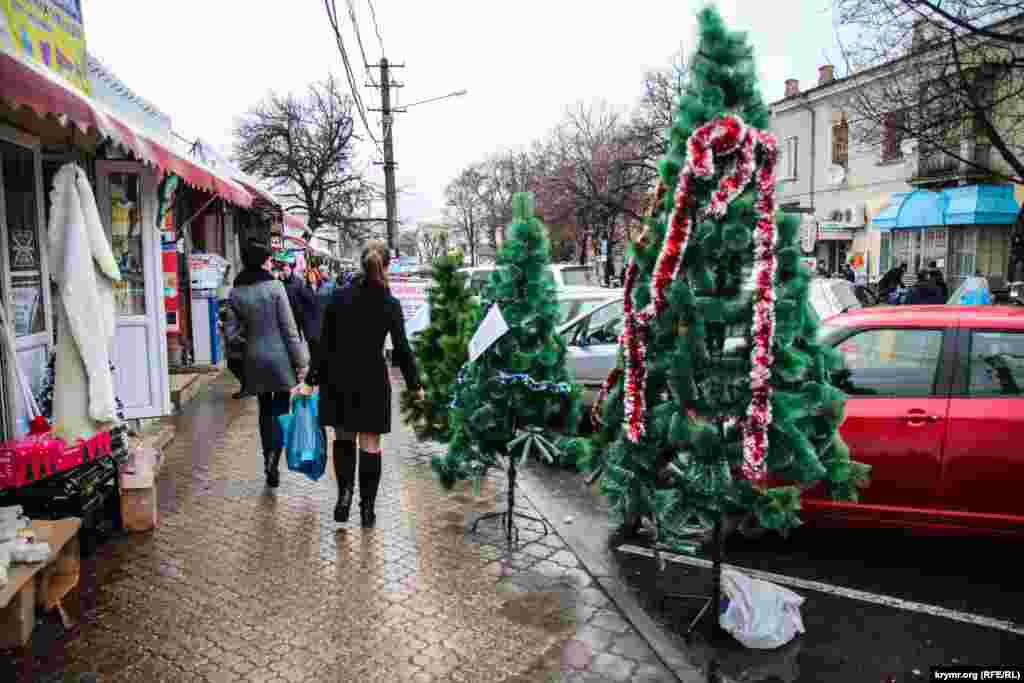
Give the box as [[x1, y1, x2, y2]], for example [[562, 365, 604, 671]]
[[3, 375, 676, 683]]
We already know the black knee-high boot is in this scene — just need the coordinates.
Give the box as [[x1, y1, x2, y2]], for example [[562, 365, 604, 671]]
[[333, 440, 356, 522], [358, 451, 382, 527], [264, 451, 282, 487]]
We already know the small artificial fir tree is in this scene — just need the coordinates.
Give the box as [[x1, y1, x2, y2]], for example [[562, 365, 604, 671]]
[[432, 193, 588, 488], [401, 250, 479, 441], [588, 7, 869, 549]]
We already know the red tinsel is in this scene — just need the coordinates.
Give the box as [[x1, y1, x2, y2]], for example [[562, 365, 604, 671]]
[[617, 115, 780, 482]]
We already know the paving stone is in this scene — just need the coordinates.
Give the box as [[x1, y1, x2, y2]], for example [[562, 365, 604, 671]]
[[609, 633, 659, 663], [589, 652, 637, 682], [0, 375, 673, 683]]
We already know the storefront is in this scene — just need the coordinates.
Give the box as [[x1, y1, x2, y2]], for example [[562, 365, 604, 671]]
[[0, 43, 253, 441], [873, 185, 1021, 289]]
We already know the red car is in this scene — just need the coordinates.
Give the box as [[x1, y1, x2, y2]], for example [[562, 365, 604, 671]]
[[804, 305, 1024, 537]]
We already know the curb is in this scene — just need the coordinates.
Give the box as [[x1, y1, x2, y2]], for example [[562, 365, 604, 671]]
[[516, 469, 703, 683]]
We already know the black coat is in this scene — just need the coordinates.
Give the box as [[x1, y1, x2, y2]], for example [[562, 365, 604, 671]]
[[311, 278, 420, 434], [907, 282, 945, 305], [283, 275, 321, 342]]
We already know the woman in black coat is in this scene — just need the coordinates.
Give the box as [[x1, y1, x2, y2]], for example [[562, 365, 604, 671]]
[[306, 240, 423, 526]]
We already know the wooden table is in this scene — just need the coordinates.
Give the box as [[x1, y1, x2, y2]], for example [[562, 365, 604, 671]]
[[0, 518, 82, 649]]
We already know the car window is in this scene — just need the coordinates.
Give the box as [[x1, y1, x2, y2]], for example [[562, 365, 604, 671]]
[[559, 266, 597, 287], [968, 331, 1024, 396], [833, 328, 943, 396], [581, 301, 624, 345]]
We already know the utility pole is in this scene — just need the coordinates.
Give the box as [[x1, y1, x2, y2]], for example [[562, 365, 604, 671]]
[[368, 58, 404, 256]]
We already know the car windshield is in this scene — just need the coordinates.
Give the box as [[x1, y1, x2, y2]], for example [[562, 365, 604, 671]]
[[558, 298, 611, 324], [558, 266, 597, 287]]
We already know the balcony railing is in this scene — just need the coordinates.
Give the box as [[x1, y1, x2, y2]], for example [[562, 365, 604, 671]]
[[915, 143, 993, 181]]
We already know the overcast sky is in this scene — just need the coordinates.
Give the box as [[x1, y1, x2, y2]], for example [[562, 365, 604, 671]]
[[82, 0, 838, 226]]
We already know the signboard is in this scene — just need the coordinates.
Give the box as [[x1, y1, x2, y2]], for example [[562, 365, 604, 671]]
[[469, 304, 509, 362], [800, 218, 817, 254], [189, 253, 229, 291], [817, 222, 855, 241], [0, 0, 90, 95], [390, 279, 428, 322]]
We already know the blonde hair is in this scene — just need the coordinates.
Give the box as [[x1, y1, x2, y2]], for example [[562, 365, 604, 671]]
[[361, 239, 390, 288]]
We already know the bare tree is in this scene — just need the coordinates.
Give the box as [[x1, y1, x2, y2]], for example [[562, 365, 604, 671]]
[[534, 102, 648, 282], [414, 223, 450, 264], [630, 48, 689, 175], [233, 74, 372, 237], [834, 1, 1024, 184], [445, 167, 485, 267]]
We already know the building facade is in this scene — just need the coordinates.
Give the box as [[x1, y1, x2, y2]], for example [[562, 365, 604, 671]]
[[771, 54, 1023, 290]]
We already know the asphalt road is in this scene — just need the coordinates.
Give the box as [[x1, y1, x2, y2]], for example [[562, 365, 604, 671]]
[[521, 461, 1022, 681]]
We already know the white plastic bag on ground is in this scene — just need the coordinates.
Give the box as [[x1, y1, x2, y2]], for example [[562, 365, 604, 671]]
[[719, 568, 805, 649]]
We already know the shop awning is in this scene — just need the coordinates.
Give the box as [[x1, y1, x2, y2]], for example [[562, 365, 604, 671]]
[[0, 50, 252, 209], [284, 213, 307, 230], [872, 185, 1020, 232], [944, 184, 1020, 226], [235, 178, 280, 207]]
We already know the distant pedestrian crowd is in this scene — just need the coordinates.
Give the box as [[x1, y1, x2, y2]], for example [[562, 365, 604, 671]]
[[877, 261, 949, 305]]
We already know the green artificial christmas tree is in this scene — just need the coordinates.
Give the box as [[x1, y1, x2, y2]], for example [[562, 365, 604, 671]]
[[401, 250, 480, 441], [432, 193, 588, 490], [587, 7, 869, 550]]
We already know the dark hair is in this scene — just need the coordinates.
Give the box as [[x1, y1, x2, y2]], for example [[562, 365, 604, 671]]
[[917, 270, 931, 282], [242, 243, 271, 270], [361, 239, 390, 288]]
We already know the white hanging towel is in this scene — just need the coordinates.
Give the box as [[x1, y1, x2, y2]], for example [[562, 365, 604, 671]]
[[47, 163, 122, 442]]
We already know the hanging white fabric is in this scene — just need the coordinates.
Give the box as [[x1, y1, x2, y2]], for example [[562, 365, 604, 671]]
[[0, 301, 42, 422], [47, 162, 122, 440]]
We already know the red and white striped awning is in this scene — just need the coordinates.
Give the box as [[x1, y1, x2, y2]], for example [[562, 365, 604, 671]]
[[0, 50, 252, 208]]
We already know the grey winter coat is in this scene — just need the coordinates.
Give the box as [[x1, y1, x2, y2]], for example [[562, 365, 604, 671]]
[[224, 269, 309, 395]]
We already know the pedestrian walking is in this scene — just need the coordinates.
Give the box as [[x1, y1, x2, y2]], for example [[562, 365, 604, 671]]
[[220, 300, 248, 399], [907, 270, 945, 305], [305, 239, 423, 527], [927, 260, 949, 302], [224, 243, 309, 487]]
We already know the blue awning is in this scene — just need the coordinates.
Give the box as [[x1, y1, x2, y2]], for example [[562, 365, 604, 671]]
[[944, 184, 1020, 225], [871, 184, 1020, 232]]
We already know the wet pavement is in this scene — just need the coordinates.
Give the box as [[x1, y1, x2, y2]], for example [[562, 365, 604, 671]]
[[1, 374, 676, 682], [520, 462, 1024, 682]]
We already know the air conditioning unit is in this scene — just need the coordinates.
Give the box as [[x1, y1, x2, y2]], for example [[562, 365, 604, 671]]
[[829, 209, 844, 222]]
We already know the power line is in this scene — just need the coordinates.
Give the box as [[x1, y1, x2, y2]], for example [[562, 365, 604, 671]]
[[325, 0, 382, 153], [344, 0, 377, 85], [366, 0, 385, 54]]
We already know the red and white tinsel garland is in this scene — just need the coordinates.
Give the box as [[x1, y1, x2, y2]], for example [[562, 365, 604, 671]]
[[617, 114, 779, 482]]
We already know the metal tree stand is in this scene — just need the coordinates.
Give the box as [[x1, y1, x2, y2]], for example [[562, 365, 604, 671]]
[[470, 446, 551, 550], [660, 515, 729, 639]]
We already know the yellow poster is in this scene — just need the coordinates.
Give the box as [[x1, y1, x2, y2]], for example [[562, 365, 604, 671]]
[[0, 0, 90, 95]]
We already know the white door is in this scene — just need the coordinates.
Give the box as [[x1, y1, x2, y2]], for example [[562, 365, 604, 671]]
[[0, 126, 53, 439], [95, 161, 170, 419]]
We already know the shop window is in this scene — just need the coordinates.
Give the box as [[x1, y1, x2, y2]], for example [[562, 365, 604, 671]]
[[832, 114, 849, 166], [106, 172, 147, 315], [1, 141, 46, 338]]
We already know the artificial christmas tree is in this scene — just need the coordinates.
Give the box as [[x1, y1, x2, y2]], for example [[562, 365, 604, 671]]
[[401, 250, 480, 441], [432, 193, 588, 521], [587, 7, 869, 553]]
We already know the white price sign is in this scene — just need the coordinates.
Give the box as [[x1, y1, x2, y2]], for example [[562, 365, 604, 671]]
[[468, 304, 510, 362]]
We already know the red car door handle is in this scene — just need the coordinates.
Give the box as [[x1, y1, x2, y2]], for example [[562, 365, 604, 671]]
[[903, 410, 941, 423]]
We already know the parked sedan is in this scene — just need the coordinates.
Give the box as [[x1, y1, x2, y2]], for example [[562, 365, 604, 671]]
[[564, 299, 1024, 536], [807, 305, 1024, 536]]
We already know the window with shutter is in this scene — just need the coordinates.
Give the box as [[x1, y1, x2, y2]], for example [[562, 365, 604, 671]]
[[832, 114, 849, 166], [882, 110, 905, 162], [783, 137, 798, 179]]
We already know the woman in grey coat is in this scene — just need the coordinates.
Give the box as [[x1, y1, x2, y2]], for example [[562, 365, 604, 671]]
[[225, 243, 309, 487]]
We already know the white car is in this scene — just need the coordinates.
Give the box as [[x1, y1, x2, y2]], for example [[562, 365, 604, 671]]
[[461, 263, 600, 293], [560, 278, 863, 409]]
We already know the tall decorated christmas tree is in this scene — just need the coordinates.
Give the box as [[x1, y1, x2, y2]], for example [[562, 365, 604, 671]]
[[401, 250, 480, 441], [433, 193, 587, 489], [588, 7, 869, 549]]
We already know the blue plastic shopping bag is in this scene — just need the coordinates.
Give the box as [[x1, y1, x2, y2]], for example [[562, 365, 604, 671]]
[[278, 394, 327, 481]]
